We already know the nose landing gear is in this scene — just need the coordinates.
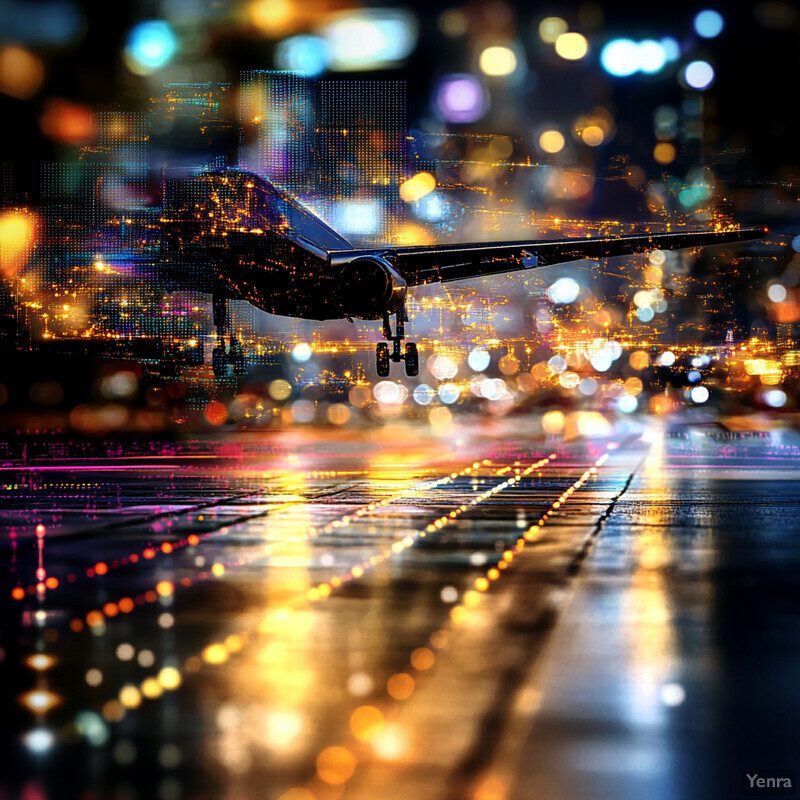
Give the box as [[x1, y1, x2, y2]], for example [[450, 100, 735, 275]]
[[376, 307, 419, 378], [212, 296, 247, 378]]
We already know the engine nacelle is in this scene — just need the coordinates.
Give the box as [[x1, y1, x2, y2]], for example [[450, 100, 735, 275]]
[[336, 255, 407, 320]]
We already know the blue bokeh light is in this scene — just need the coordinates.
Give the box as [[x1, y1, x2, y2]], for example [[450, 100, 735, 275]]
[[547, 277, 580, 304], [415, 192, 447, 222], [638, 40, 667, 74], [684, 60, 715, 90], [600, 38, 640, 77], [694, 10, 724, 38], [636, 306, 655, 322], [435, 74, 487, 123], [467, 348, 491, 372], [660, 37, 681, 62], [275, 35, 329, 77], [125, 20, 177, 73], [601, 37, 674, 77]]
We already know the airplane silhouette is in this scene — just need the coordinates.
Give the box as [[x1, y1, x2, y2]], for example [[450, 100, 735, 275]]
[[156, 168, 767, 377]]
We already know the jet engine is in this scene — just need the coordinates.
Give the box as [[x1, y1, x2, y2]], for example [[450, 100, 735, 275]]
[[336, 255, 407, 320]]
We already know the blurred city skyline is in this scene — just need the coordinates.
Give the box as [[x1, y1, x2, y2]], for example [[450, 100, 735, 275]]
[[1, 0, 798, 427]]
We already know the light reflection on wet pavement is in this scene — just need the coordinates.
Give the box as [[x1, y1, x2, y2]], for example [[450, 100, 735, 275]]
[[3, 420, 800, 799]]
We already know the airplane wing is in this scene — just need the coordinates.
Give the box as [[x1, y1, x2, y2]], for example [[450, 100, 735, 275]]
[[335, 226, 768, 287]]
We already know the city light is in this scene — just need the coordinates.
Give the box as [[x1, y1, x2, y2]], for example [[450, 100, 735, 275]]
[[332, 201, 381, 235], [654, 142, 676, 164], [468, 348, 491, 372], [124, 21, 177, 74], [321, 8, 418, 71], [413, 384, 435, 405], [292, 343, 312, 362], [539, 129, 565, 153], [479, 45, 518, 77], [768, 283, 788, 303], [600, 38, 669, 77], [414, 192, 447, 221], [249, 0, 295, 36], [600, 39, 641, 77], [547, 277, 580, 304], [435, 74, 487, 122], [23, 729, 55, 754], [637, 40, 667, 74], [399, 172, 436, 203], [0, 208, 35, 277], [690, 385, 710, 403], [764, 389, 787, 407], [0, 6, 798, 800], [683, 60, 715, 90], [538, 16, 568, 44], [694, 10, 724, 38], [275, 35, 329, 76], [554, 32, 588, 61], [0, 45, 45, 99]]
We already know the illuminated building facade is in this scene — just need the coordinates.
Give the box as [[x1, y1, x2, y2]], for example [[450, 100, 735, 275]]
[[238, 70, 313, 193]]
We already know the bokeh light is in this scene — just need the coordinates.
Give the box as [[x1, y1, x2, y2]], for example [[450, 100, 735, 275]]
[[124, 21, 178, 75], [580, 125, 605, 146], [764, 389, 787, 408], [554, 32, 588, 61], [547, 277, 580, 304], [694, 10, 724, 38], [683, 60, 715, 90], [601, 38, 669, 77], [539, 129, 565, 153], [653, 142, 676, 164], [637, 40, 667, 74], [275, 35, 329, 76], [479, 45, 518, 77], [0, 45, 45, 99], [600, 39, 640, 77], [538, 16, 568, 43], [768, 283, 787, 303], [249, 0, 296, 37], [291, 343, 312, 362], [435, 74, 487, 123], [468, 349, 491, 372], [322, 9, 418, 71], [690, 386, 710, 403], [399, 172, 436, 203]]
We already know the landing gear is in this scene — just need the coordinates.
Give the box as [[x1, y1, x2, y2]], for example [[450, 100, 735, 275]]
[[376, 342, 390, 377], [228, 337, 247, 376], [375, 307, 419, 377], [212, 296, 247, 378], [404, 342, 419, 377], [211, 344, 227, 377]]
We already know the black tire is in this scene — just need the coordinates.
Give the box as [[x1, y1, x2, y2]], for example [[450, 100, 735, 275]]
[[376, 343, 390, 377], [404, 342, 419, 377], [212, 345, 228, 378], [229, 339, 247, 376]]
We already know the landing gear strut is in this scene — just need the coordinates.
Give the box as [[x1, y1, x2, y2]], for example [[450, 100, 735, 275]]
[[376, 307, 418, 378], [212, 296, 247, 378]]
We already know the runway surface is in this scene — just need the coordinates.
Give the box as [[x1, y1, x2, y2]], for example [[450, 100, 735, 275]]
[[2, 418, 800, 800]]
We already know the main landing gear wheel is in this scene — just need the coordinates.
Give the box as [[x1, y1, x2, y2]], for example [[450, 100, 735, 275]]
[[229, 338, 247, 376], [211, 296, 248, 378], [212, 345, 228, 378], [404, 342, 419, 377], [376, 342, 391, 377], [375, 306, 419, 377]]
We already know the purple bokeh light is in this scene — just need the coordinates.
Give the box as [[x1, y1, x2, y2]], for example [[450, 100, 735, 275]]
[[435, 74, 487, 123]]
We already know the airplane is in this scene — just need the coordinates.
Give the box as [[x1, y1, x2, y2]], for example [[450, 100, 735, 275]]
[[154, 167, 767, 377]]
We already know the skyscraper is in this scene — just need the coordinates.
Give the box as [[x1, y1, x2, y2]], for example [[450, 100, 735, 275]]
[[238, 70, 313, 193]]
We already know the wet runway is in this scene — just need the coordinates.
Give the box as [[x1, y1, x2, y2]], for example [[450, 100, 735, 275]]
[[3, 419, 800, 799]]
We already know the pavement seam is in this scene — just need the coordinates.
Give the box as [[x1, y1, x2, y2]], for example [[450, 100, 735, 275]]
[[459, 452, 644, 800]]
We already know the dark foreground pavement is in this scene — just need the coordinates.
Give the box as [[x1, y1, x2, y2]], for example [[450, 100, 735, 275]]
[[2, 419, 800, 800]]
